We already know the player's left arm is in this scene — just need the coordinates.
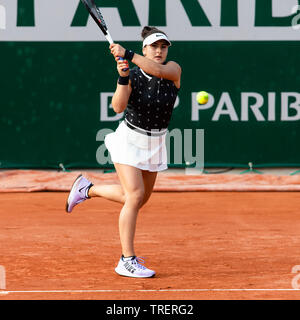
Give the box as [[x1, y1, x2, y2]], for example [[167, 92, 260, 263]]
[[133, 54, 181, 81]]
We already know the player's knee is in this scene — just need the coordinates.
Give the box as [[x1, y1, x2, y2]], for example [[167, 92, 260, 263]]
[[125, 189, 145, 208]]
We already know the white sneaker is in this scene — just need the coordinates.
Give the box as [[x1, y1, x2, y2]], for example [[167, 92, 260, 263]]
[[115, 256, 156, 278]]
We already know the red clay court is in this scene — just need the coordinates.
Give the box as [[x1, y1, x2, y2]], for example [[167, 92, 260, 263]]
[[1, 170, 300, 300]]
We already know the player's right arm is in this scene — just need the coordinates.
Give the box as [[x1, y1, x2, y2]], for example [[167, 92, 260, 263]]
[[111, 58, 132, 114]]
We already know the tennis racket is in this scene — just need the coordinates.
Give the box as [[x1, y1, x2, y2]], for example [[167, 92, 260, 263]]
[[81, 0, 128, 71]]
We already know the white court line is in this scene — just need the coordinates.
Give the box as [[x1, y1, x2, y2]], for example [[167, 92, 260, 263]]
[[1, 288, 300, 294], [0, 266, 5, 290]]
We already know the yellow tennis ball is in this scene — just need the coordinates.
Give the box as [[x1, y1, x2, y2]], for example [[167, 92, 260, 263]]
[[197, 91, 209, 104]]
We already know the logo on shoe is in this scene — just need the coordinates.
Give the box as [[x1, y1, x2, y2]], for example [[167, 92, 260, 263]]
[[79, 186, 85, 193], [124, 262, 136, 274]]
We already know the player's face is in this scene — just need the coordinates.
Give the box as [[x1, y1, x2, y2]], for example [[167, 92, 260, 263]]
[[143, 40, 169, 64]]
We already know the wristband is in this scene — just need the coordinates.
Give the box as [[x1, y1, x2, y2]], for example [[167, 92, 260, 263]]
[[118, 75, 129, 85], [124, 49, 135, 62]]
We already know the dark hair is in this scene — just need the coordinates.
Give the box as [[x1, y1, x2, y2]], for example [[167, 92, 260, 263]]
[[141, 26, 167, 40]]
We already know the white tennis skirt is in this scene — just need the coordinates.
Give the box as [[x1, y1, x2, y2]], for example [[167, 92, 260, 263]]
[[104, 121, 168, 172]]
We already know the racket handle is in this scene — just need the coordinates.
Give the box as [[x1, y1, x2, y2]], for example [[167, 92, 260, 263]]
[[119, 57, 129, 72], [105, 33, 129, 71]]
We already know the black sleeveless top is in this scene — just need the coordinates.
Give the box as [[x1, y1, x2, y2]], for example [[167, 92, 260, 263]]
[[125, 66, 179, 132]]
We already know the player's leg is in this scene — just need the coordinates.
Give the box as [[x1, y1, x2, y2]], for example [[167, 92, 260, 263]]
[[88, 170, 157, 206], [87, 170, 157, 207], [65, 169, 158, 213], [113, 163, 145, 257], [114, 163, 156, 278]]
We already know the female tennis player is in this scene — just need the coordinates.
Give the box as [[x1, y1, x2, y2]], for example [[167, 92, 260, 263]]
[[66, 26, 181, 278]]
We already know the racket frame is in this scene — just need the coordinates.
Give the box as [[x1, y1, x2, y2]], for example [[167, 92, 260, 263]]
[[80, 0, 128, 70]]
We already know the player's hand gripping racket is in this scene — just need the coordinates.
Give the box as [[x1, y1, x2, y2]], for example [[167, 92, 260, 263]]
[[80, 0, 128, 71]]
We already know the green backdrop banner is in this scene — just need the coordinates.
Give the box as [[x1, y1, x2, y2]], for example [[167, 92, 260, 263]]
[[1, 41, 300, 169], [1, 1, 300, 169]]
